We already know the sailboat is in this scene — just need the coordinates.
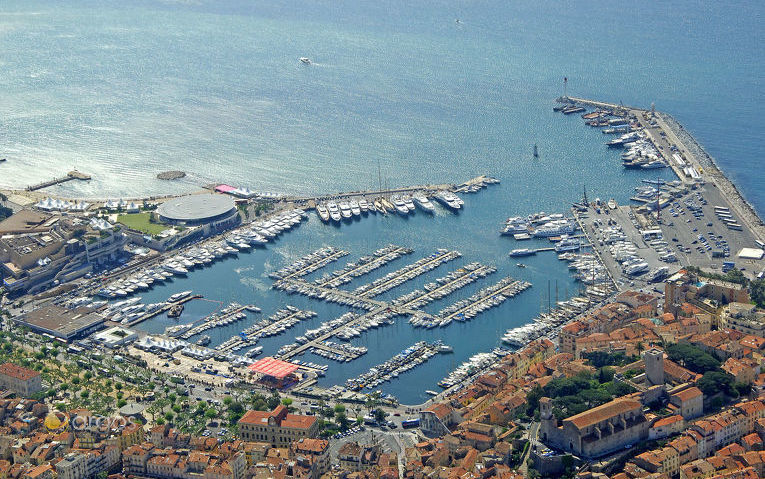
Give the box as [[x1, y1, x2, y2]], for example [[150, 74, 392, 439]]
[[533, 144, 539, 158]]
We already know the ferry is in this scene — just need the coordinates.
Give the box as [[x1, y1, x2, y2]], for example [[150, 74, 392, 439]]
[[426, 390, 439, 396], [509, 248, 536, 257], [412, 194, 435, 213], [316, 204, 330, 222]]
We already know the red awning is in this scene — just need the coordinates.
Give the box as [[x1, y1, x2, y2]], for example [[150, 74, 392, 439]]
[[248, 357, 299, 379]]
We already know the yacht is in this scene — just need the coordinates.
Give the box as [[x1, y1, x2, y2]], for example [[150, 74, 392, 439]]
[[412, 194, 435, 213], [381, 197, 395, 213], [402, 195, 416, 212], [169, 290, 192, 302], [326, 202, 342, 222], [316, 204, 330, 222], [390, 196, 409, 215], [358, 198, 370, 214], [163, 263, 188, 276], [338, 202, 352, 219], [509, 248, 536, 257], [555, 237, 582, 253], [349, 200, 361, 217], [434, 191, 461, 210]]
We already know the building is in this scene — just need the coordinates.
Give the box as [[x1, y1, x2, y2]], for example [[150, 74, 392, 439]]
[[290, 438, 330, 479], [721, 303, 765, 336], [665, 270, 749, 314], [0, 363, 42, 396], [419, 403, 463, 437], [540, 396, 649, 458], [156, 194, 238, 227], [91, 326, 138, 348], [0, 218, 127, 295], [670, 387, 704, 420], [15, 305, 104, 342], [238, 406, 318, 447], [644, 348, 665, 386], [55, 452, 87, 479]]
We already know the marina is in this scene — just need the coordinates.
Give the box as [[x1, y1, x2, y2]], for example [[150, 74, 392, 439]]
[[215, 307, 317, 353], [351, 249, 462, 298], [410, 276, 532, 328], [175, 303, 258, 340], [345, 341, 448, 391], [269, 246, 350, 280], [313, 244, 412, 288]]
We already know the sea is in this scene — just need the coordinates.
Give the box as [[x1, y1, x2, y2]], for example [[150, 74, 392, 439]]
[[0, 0, 763, 403]]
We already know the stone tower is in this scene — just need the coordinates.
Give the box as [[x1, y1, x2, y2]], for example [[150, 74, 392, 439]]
[[539, 397, 556, 444], [644, 348, 665, 386]]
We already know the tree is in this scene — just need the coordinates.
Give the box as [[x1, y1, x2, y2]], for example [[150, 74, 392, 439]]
[[698, 371, 734, 397], [205, 408, 218, 419], [336, 412, 350, 431], [373, 408, 387, 424], [750, 279, 765, 308], [666, 344, 720, 374], [334, 404, 346, 414], [281, 398, 292, 406]]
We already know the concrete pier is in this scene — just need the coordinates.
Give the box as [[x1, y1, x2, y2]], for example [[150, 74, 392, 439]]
[[26, 170, 91, 191]]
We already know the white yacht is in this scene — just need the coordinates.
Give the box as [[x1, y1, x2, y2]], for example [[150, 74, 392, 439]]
[[349, 200, 361, 217], [326, 202, 342, 222], [391, 196, 409, 215], [402, 195, 416, 212], [412, 194, 435, 213], [316, 204, 330, 222], [358, 198, 370, 214], [338, 202, 352, 219]]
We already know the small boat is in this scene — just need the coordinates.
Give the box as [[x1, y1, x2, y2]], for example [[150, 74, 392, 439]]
[[516, 263, 527, 268], [533, 144, 539, 158], [299, 57, 311, 64]]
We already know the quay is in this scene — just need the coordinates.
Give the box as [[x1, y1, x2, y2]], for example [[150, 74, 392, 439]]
[[26, 170, 91, 191], [555, 95, 765, 291], [287, 175, 498, 205], [124, 294, 201, 327]]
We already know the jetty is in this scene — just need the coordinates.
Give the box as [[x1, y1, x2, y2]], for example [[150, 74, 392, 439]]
[[124, 294, 201, 327], [26, 170, 91, 191]]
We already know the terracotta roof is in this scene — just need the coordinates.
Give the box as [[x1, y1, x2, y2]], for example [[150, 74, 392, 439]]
[[280, 414, 316, 430], [564, 398, 642, 430], [653, 415, 684, 428], [0, 363, 40, 381], [425, 402, 453, 420], [672, 387, 703, 402]]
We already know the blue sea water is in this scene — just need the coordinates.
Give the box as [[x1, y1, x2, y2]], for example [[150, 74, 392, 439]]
[[0, 1, 762, 403]]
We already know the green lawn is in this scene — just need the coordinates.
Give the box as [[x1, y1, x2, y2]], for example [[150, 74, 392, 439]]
[[117, 212, 168, 235]]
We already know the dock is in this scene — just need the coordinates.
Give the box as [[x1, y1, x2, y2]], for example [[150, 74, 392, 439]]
[[179, 303, 255, 339], [216, 307, 316, 353], [353, 249, 462, 298], [124, 294, 201, 327], [316, 245, 412, 288], [26, 170, 92, 191], [270, 247, 350, 281]]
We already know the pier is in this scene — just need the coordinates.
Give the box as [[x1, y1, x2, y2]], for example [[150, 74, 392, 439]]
[[216, 307, 316, 353], [394, 263, 496, 309], [353, 249, 461, 298], [270, 247, 350, 281], [124, 294, 202, 327], [26, 170, 92, 191], [316, 245, 412, 288], [179, 303, 255, 340]]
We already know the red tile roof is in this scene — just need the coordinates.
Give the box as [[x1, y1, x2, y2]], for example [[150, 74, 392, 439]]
[[0, 363, 40, 381]]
